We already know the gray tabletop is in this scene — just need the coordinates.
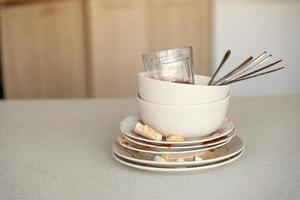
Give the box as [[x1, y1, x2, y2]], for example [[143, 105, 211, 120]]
[[0, 97, 299, 200]]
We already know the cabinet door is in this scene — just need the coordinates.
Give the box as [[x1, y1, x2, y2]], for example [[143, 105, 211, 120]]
[[87, 0, 147, 97], [88, 0, 211, 97], [1, 0, 87, 98], [146, 0, 211, 75]]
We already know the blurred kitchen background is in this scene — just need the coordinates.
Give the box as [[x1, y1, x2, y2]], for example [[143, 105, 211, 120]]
[[0, 0, 299, 99]]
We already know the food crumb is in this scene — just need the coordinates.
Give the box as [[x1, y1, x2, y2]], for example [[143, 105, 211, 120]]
[[166, 135, 185, 142], [193, 155, 203, 161], [154, 155, 166, 162], [134, 122, 162, 141], [176, 158, 185, 162]]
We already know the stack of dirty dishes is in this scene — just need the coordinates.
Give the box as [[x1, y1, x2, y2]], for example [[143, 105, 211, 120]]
[[112, 47, 244, 172]]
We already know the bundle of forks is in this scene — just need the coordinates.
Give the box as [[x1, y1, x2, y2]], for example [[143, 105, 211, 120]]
[[208, 50, 284, 86]]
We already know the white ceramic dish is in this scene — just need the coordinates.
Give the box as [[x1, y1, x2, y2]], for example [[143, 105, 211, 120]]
[[120, 115, 234, 146], [137, 95, 230, 138], [121, 128, 236, 151], [112, 150, 244, 172], [117, 136, 231, 155], [113, 136, 244, 167], [137, 72, 230, 105]]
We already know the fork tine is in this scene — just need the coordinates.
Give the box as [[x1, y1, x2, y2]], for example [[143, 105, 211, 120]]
[[237, 59, 282, 80], [221, 67, 285, 85], [212, 56, 253, 85], [208, 50, 231, 85], [222, 52, 270, 83]]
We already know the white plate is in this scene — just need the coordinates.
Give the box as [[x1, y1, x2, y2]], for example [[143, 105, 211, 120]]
[[120, 115, 234, 146], [121, 128, 236, 150], [112, 150, 244, 172], [117, 136, 232, 155], [113, 136, 244, 167]]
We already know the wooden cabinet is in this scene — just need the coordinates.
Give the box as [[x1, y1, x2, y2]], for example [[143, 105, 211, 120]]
[[0, 0, 211, 98], [87, 0, 211, 97], [146, 0, 211, 75], [87, 0, 148, 97], [1, 0, 87, 98]]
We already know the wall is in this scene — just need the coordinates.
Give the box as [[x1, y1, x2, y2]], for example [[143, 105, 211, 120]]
[[212, 0, 300, 96]]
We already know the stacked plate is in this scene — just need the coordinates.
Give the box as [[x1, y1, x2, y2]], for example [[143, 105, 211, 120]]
[[112, 115, 244, 172]]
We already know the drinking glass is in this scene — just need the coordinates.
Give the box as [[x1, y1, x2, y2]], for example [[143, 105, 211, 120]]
[[142, 46, 194, 84]]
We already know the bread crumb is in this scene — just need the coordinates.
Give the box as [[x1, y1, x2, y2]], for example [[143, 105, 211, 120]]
[[166, 135, 185, 142], [134, 122, 162, 141]]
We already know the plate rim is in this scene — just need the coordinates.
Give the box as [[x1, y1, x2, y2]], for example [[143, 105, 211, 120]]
[[121, 128, 236, 150], [113, 136, 245, 167], [120, 115, 235, 145], [112, 150, 244, 172], [117, 136, 233, 155]]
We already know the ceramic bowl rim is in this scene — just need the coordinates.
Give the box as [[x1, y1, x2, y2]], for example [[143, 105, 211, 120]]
[[137, 94, 230, 108], [137, 72, 230, 88]]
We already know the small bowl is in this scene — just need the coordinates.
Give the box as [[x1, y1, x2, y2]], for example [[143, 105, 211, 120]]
[[137, 72, 230, 105], [137, 95, 230, 138]]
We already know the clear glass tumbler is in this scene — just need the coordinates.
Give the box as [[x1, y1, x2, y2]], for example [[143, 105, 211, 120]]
[[141, 46, 194, 84]]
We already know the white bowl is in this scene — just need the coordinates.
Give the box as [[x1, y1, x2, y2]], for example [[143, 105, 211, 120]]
[[137, 95, 230, 138], [137, 72, 230, 105]]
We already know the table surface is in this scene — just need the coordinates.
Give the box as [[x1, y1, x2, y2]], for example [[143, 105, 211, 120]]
[[0, 96, 299, 200]]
